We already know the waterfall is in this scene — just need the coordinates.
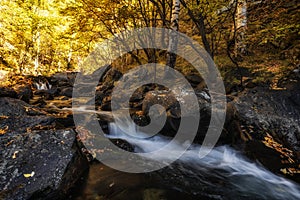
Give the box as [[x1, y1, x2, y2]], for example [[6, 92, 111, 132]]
[[35, 81, 52, 90]]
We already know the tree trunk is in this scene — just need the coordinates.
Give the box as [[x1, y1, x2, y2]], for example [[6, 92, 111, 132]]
[[34, 31, 40, 75], [235, 0, 247, 57], [166, 0, 180, 69], [180, 0, 213, 58]]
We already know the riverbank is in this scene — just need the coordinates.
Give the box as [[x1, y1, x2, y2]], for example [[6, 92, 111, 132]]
[[0, 67, 299, 199]]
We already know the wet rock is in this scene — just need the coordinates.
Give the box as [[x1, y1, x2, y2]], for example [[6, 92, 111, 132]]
[[58, 96, 69, 101], [102, 67, 122, 83], [75, 125, 134, 162], [30, 97, 47, 108], [59, 87, 73, 98], [50, 72, 77, 87], [0, 97, 55, 133], [141, 89, 237, 144], [290, 90, 300, 107], [195, 81, 207, 91], [0, 129, 88, 200], [233, 85, 300, 180], [94, 90, 105, 104], [100, 98, 112, 111], [130, 86, 147, 103], [98, 82, 114, 94], [234, 86, 300, 152], [244, 140, 285, 172], [142, 90, 178, 116], [33, 90, 55, 100], [92, 64, 111, 82], [0, 97, 29, 116], [186, 73, 204, 87], [110, 139, 134, 152], [55, 114, 75, 129], [0, 87, 17, 98], [13, 85, 33, 103], [1, 115, 55, 133]]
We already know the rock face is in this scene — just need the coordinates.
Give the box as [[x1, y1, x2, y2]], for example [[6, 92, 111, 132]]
[[0, 97, 55, 132], [0, 87, 17, 98], [234, 87, 300, 153], [141, 89, 240, 145], [0, 129, 88, 200], [0, 97, 89, 199], [233, 85, 300, 180], [13, 85, 33, 103]]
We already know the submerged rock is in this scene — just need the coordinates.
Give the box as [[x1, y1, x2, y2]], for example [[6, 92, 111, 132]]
[[0, 129, 88, 200]]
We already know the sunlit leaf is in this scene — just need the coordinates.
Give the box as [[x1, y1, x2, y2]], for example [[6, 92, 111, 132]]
[[23, 171, 35, 178], [12, 151, 19, 159], [0, 126, 8, 135]]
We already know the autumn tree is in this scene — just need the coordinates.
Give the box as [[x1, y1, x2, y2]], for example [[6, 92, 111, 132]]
[[0, 0, 77, 75]]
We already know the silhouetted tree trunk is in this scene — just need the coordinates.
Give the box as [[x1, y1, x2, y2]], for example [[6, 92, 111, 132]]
[[180, 0, 213, 58]]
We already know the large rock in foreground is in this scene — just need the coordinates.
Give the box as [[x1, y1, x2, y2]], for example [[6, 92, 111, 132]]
[[0, 97, 88, 199], [0, 129, 88, 200]]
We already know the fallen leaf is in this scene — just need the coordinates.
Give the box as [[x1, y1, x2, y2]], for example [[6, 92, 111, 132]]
[[12, 151, 19, 159], [280, 168, 287, 174], [109, 182, 115, 187], [23, 171, 35, 178], [0, 116, 9, 119], [0, 126, 8, 135]]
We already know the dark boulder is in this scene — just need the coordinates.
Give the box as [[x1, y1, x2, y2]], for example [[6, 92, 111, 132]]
[[0, 96, 74, 134], [0, 97, 30, 116], [0, 87, 17, 98], [50, 72, 77, 87], [233, 85, 300, 180], [100, 95, 112, 111], [33, 87, 58, 100], [59, 87, 73, 98], [0, 97, 55, 132], [101, 67, 122, 83], [13, 85, 33, 103], [186, 73, 204, 87], [0, 129, 88, 200], [233, 87, 300, 152], [141, 89, 238, 144]]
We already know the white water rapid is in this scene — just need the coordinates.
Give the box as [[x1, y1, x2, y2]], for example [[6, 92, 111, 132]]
[[107, 121, 300, 200]]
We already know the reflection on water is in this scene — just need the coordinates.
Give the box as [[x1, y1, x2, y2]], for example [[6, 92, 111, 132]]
[[72, 163, 197, 200]]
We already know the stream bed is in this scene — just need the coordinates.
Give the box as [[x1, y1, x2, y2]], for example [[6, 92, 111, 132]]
[[72, 121, 300, 200]]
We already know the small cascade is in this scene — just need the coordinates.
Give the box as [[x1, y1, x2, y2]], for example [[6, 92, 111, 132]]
[[107, 121, 300, 200], [34, 80, 52, 90]]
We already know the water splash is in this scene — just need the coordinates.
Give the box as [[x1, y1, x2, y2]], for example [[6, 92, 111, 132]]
[[35, 81, 52, 90]]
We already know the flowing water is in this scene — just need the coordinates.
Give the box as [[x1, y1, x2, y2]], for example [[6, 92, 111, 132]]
[[73, 120, 300, 200]]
